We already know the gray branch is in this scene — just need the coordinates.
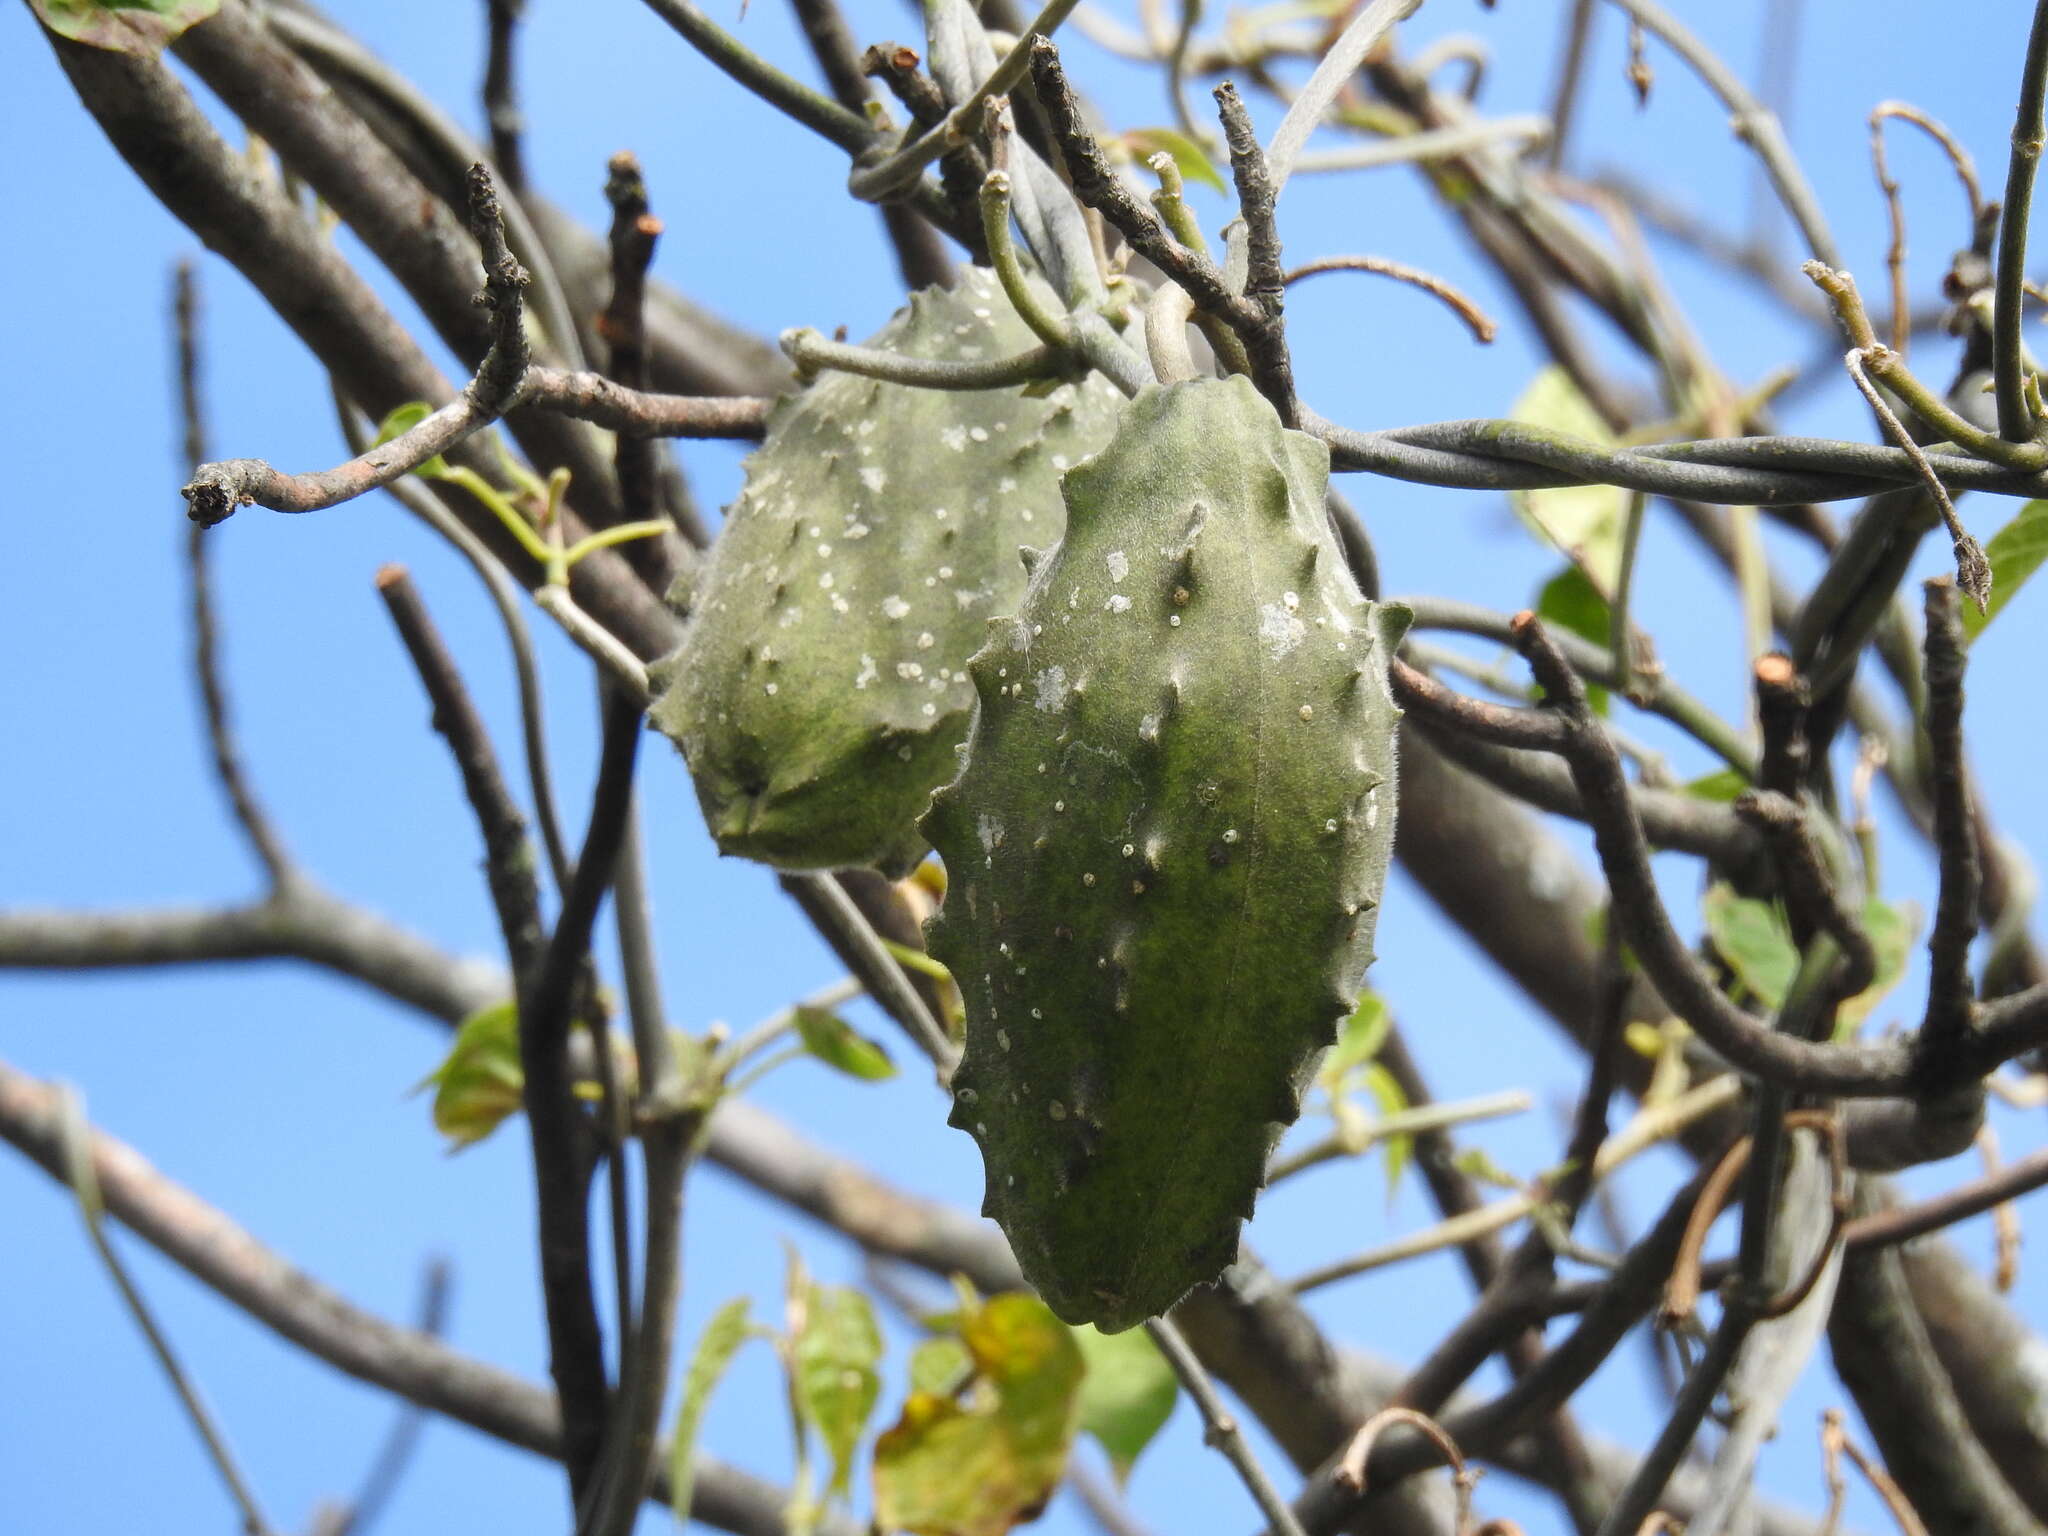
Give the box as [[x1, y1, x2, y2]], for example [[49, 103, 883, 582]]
[[0, 1057, 849, 1536]]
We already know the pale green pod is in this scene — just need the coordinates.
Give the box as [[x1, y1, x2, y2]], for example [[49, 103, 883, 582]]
[[922, 376, 1408, 1331], [649, 268, 1124, 874]]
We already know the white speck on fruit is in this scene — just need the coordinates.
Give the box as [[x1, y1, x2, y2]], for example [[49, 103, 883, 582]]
[[997, 1029, 1011, 1051], [1222, 828, 1240, 844], [1106, 550, 1129, 583], [1033, 665, 1069, 712], [1259, 601, 1307, 658]]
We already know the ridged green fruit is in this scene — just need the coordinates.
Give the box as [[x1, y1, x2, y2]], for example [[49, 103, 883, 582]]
[[648, 268, 1125, 874], [922, 376, 1408, 1332]]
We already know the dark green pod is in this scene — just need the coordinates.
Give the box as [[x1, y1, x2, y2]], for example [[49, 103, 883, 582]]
[[648, 268, 1124, 874], [922, 376, 1408, 1331]]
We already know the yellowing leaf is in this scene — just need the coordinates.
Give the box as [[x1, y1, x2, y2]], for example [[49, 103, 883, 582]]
[[30, 0, 217, 52], [873, 1294, 1084, 1536], [1624, 1021, 1666, 1059], [415, 1000, 523, 1151], [1070, 1324, 1177, 1485], [1509, 368, 1626, 594]]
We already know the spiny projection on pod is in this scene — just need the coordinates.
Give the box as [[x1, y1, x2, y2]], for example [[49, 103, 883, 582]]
[[923, 374, 1409, 1332], [648, 266, 1125, 875]]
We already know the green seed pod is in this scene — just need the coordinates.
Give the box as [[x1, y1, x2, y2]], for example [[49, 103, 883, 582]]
[[923, 375, 1408, 1332], [649, 268, 1124, 875]]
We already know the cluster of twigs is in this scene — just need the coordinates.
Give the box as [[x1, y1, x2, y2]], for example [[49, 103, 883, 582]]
[[16, 0, 2048, 1534]]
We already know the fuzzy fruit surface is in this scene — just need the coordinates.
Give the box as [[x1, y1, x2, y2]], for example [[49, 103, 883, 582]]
[[648, 267, 1125, 875], [924, 376, 1409, 1331]]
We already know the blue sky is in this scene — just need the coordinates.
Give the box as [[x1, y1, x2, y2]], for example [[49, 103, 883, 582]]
[[4, 1, 2047, 1533]]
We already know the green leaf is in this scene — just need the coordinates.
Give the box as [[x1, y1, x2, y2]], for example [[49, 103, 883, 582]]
[[1683, 767, 1750, 802], [371, 400, 451, 479], [1451, 1146, 1522, 1190], [1360, 1062, 1413, 1195], [671, 1298, 754, 1526], [1120, 128, 1228, 193], [29, 0, 217, 52], [414, 1000, 524, 1151], [1702, 884, 1796, 1010], [1318, 992, 1390, 1087], [794, 1006, 897, 1082], [793, 1284, 884, 1499], [1070, 1324, 1177, 1485], [910, 1336, 975, 1398], [1509, 368, 1626, 594], [1534, 565, 1612, 714], [1964, 499, 2048, 644], [1838, 899, 1920, 1035], [873, 1294, 1085, 1536]]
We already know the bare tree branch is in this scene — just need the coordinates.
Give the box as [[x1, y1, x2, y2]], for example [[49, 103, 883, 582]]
[[0, 1059, 848, 1536]]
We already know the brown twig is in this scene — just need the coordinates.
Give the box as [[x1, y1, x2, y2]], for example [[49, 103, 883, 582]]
[[1334, 1407, 1479, 1530], [319, 1259, 452, 1536], [1733, 791, 1877, 1004], [1822, 1409, 1930, 1536], [375, 568, 548, 982], [482, 0, 529, 191], [375, 565, 608, 1504], [599, 152, 697, 584], [787, 0, 956, 288], [1918, 579, 1983, 1075], [521, 689, 649, 1506], [1213, 80, 1298, 421], [175, 263, 295, 892], [1284, 255, 1498, 344], [1391, 658, 1573, 753]]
